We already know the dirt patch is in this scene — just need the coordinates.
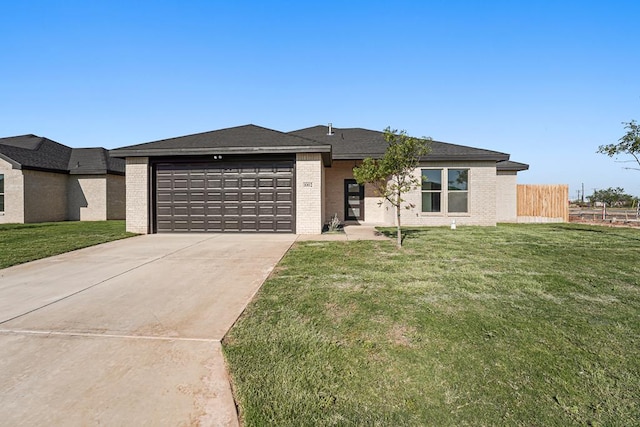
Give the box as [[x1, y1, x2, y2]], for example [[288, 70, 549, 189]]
[[569, 218, 640, 228]]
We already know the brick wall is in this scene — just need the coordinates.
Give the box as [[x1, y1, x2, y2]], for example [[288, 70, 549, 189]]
[[324, 160, 353, 223], [496, 171, 517, 222], [324, 160, 388, 224], [67, 175, 107, 221], [295, 153, 323, 234], [125, 157, 149, 234], [400, 161, 498, 227], [0, 158, 25, 223], [107, 174, 126, 220], [23, 169, 68, 223]]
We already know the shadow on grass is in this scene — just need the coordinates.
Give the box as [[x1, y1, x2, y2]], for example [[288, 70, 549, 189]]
[[376, 227, 433, 243]]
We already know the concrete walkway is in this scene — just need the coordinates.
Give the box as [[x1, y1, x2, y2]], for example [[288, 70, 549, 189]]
[[0, 234, 296, 426]]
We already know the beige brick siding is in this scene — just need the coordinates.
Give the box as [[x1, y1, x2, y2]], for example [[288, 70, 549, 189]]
[[323, 161, 498, 227], [398, 161, 497, 227], [295, 153, 323, 234], [0, 159, 126, 224], [126, 157, 150, 233], [23, 170, 68, 223], [324, 160, 353, 222], [107, 174, 126, 220], [0, 158, 25, 223], [67, 175, 107, 221], [324, 160, 388, 224], [496, 171, 517, 222]]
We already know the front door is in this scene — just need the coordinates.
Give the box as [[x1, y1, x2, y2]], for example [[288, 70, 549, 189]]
[[344, 179, 364, 221]]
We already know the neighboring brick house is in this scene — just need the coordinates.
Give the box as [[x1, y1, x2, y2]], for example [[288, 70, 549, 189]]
[[0, 134, 125, 224], [110, 124, 528, 234]]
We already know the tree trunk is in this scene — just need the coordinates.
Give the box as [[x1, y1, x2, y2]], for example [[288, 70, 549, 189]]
[[396, 199, 402, 249]]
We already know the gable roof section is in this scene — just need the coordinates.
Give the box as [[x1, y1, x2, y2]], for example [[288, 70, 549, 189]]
[[110, 124, 333, 165], [289, 125, 511, 162], [0, 134, 72, 172], [0, 134, 124, 175], [69, 148, 125, 175]]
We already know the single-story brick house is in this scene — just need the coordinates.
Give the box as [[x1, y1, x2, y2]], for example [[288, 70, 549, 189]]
[[0, 134, 125, 223], [110, 124, 528, 234]]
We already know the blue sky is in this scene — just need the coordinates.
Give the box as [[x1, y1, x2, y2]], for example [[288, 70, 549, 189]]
[[2, 1, 639, 198]]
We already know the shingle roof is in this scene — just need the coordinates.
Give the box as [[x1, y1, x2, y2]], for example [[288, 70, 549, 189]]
[[497, 160, 529, 171], [289, 126, 511, 161], [0, 134, 124, 175], [0, 134, 71, 172], [69, 148, 125, 175], [109, 124, 522, 167], [110, 124, 332, 162]]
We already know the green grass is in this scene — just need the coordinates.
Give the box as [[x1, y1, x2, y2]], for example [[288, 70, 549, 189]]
[[0, 221, 136, 269], [223, 224, 640, 426]]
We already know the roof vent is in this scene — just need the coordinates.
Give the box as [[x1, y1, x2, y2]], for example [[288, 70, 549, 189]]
[[327, 123, 334, 136]]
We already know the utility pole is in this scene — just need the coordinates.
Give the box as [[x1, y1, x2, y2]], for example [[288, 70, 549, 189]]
[[581, 183, 584, 203]]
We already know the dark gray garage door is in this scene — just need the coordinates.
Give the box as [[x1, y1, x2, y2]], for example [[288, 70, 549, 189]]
[[155, 160, 295, 232]]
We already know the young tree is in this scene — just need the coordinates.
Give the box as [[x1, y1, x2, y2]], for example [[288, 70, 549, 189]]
[[598, 120, 640, 171], [353, 127, 431, 248]]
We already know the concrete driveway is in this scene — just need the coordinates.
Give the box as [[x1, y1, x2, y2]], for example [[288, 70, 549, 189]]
[[0, 233, 296, 426]]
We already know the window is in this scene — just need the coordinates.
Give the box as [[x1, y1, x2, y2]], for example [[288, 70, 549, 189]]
[[421, 169, 442, 212], [0, 174, 4, 213], [448, 169, 468, 213], [421, 168, 469, 214]]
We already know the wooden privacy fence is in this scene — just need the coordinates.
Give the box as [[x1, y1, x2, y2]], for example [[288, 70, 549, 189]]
[[517, 184, 569, 223]]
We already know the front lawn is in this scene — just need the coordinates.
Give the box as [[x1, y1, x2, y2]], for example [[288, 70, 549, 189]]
[[223, 224, 640, 426], [0, 221, 135, 269]]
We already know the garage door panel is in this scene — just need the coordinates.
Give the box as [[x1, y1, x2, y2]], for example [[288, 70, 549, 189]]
[[156, 160, 294, 232], [241, 192, 257, 202], [190, 179, 205, 189], [241, 178, 257, 188], [174, 192, 189, 202], [276, 220, 293, 231], [173, 206, 189, 216], [157, 193, 172, 202], [241, 205, 257, 216], [258, 205, 275, 215], [225, 205, 240, 216], [207, 178, 222, 187], [174, 179, 189, 189], [258, 193, 274, 202], [276, 192, 292, 202], [156, 206, 172, 216], [259, 178, 274, 188], [224, 178, 240, 188], [207, 191, 222, 201], [190, 206, 205, 216], [241, 219, 257, 229], [277, 206, 293, 215]]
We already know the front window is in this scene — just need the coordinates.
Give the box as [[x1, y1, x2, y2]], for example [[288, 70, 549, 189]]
[[0, 174, 4, 213], [421, 168, 469, 213], [421, 169, 442, 212], [448, 169, 468, 213]]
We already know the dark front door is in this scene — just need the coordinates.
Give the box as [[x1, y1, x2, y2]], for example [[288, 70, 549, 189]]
[[344, 179, 364, 221]]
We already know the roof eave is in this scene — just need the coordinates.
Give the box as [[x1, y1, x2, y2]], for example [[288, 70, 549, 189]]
[[497, 164, 529, 172], [110, 145, 333, 166], [21, 166, 69, 174], [69, 169, 125, 176], [333, 153, 510, 162], [0, 153, 23, 169]]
